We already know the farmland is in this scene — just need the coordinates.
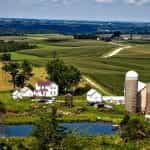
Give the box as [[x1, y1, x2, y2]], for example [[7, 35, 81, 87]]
[[0, 34, 150, 149], [0, 34, 150, 95]]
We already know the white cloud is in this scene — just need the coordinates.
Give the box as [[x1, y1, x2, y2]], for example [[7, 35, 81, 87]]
[[16, 0, 150, 6], [95, 0, 113, 3], [125, 0, 150, 5], [95, 0, 150, 5]]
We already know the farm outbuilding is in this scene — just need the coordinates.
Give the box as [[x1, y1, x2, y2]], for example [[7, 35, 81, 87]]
[[87, 89, 102, 104], [103, 96, 125, 105], [12, 87, 33, 100], [12, 90, 23, 100]]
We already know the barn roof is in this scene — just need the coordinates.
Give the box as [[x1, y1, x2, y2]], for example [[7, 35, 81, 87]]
[[87, 89, 102, 97]]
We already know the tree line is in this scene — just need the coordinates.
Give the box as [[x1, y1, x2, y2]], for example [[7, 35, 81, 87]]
[[0, 40, 36, 52]]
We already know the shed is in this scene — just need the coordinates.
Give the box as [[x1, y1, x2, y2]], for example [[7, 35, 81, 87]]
[[87, 89, 102, 104], [12, 90, 23, 100], [20, 87, 34, 97]]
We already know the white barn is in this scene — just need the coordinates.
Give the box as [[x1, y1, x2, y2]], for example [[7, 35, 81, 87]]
[[20, 87, 34, 97], [103, 96, 125, 105], [87, 89, 102, 104], [12, 87, 33, 100], [12, 90, 23, 100], [34, 80, 58, 97]]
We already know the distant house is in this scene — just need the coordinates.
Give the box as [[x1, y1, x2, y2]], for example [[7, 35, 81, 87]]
[[34, 80, 59, 97], [12, 87, 33, 100], [87, 89, 102, 104]]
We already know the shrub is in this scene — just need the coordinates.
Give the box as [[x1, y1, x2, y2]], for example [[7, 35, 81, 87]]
[[120, 115, 150, 142]]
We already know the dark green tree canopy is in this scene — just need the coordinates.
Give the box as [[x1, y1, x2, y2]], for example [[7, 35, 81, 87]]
[[46, 58, 81, 93], [2, 62, 20, 88], [2, 60, 33, 89], [1, 53, 11, 61]]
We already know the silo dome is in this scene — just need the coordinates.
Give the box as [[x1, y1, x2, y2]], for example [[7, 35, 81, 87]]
[[126, 71, 138, 80]]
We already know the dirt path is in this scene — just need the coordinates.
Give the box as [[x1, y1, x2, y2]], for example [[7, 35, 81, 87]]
[[83, 42, 131, 95], [82, 75, 112, 96], [102, 42, 131, 58]]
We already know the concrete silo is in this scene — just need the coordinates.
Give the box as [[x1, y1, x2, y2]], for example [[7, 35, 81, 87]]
[[125, 71, 138, 113], [146, 84, 150, 114]]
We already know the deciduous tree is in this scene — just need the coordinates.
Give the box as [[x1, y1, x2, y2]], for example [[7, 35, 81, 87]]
[[46, 58, 81, 93]]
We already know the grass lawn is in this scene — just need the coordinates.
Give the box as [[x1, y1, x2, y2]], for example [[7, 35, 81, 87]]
[[0, 91, 125, 124]]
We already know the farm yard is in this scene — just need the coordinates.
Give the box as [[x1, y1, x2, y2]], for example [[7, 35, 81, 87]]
[[0, 34, 150, 125], [0, 91, 125, 124], [0, 34, 150, 95]]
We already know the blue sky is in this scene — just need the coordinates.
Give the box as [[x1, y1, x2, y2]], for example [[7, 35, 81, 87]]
[[0, 0, 150, 22]]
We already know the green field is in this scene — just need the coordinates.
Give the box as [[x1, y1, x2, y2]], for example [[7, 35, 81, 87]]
[[1, 34, 150, 95]]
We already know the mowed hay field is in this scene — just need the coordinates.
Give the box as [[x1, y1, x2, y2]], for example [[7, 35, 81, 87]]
[[0, 63, 12, 91], [1, 34, 150, 95]]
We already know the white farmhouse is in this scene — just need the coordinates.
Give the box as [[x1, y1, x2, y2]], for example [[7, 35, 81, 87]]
[[87, 89, 102, 104], [34, 80, 58, 97]]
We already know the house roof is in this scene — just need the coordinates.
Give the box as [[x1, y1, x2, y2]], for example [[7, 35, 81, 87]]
[[20, 87, 32, 93], [65, 93, 72, 97], [87, 89, 102, 97], [37, 80, 55, 86]]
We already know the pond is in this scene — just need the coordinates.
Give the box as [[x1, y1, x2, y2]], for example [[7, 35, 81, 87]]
[[0, 122, 117, 137]]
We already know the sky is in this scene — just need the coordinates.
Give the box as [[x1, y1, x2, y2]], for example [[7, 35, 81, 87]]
[[0, 0, 150, 22]]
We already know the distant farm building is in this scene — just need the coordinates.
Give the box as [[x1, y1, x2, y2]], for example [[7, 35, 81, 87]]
[[86, 89, 124, 105]]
